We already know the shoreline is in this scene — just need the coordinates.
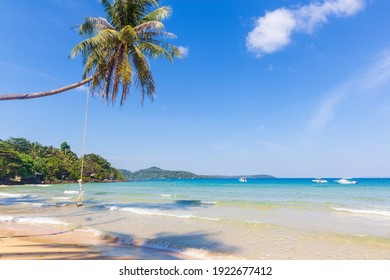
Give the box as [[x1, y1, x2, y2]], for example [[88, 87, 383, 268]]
[[1, 179, 390, 260], [0, 179, 125, 186]]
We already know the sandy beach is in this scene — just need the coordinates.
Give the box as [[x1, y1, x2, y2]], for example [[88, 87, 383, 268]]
[[0, 223, 192, 260], [2, 220, 390, 260]]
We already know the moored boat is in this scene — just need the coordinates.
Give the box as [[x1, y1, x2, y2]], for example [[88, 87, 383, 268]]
[[239, 177, 247, 183], [312, 178, 328, 183], [335, 178, 358, 185]]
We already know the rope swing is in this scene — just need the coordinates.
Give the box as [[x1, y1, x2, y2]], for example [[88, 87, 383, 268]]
[[77, 89, 89, 207]]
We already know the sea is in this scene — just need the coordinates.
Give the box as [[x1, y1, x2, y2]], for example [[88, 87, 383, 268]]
[[1, 178, 390, 259]]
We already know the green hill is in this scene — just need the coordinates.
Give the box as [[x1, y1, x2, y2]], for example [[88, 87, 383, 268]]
[[119, 167, 199, 179]]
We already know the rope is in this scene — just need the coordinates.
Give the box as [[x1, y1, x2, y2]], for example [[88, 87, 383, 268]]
[[77, 89, 89, 207]]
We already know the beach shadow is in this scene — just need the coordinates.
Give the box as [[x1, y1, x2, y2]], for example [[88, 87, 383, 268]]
[[0, 227, 239, 260], [97, 199, 211, 212], [112, 229, 239, 256], [0, 226, 83, 239], [150, 231, 239, 255], [0, 197, 48, 206], [87, 217, 126, 227]]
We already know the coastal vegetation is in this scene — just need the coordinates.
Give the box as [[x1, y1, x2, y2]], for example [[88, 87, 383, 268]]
[[0, 137, 123, 184], [0, 0, 181, 103]]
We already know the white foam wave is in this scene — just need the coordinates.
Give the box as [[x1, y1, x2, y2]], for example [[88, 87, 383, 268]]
[[52, 196, 73, 200], [0, 216, 15, 222], [201, 200, 218, 205], [107, 206, 194, 219], [64, 190, 83, 194], [26, 184, 52, 187], [331, 207, 390, 217], [75, 227, 103, 237], [159, 194, 174, 197], [197, 216, 221, 221], [106, 206, 221, 221], [20, 202, 46, 207], [16, 217, 69, 225], [245, 220, 264, 225], [0, 215, 69, 226], [0, 192, 31, 198]]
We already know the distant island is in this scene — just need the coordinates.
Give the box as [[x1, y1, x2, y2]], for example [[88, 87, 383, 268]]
[[119, 166, 274, 180], [119, 166, 199, 180]]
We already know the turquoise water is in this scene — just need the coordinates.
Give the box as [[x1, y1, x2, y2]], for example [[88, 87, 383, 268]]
[[1, 178, 390, 259]]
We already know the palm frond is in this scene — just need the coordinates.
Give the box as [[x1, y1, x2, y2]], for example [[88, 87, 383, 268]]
[[139, 39, 182, 59], [78, 17, 115, 37], [138, 30, 177, 40], [119, 25, 139, 45], [118, 49, 133, 105], [138, 6, 172, 24], [70, 29, 118, 61], [131, 45, 155, 104], [134, 20, 165, 33], [139, 42, 172, 62], [99, 0, 115, 24]]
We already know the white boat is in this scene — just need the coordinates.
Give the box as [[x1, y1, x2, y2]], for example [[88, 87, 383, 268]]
[[239, 177, 247, 183], [312, 178, 327, 183], [335, 178, 358, 185]]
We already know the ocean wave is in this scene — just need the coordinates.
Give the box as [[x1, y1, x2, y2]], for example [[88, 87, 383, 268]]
[[75, 227, 104, 237], [0, 216, 15, 222], [28, 184, 52, 187], [159, 194, 174, 197], [55, 203, 70, 207], [20, 202, 47, 207], [106, 205, 221, 221], [52, 196, 73, 200], [245, 220, 265, 225], [64, 190, 83, 194], [107, 206, 193, 219], [114, 234, 237, 260], [0, 192, 35, 198], [0, 215, 70, 226], [331, 207, 390, 217], [200, 200, 218, 205]]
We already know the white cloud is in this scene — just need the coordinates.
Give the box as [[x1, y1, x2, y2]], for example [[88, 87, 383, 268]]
[[178, 46, 189, 58], [307, 89, 346, 132], [247, 9, 296, 56], [247, 0, 365, 56], [360, 49, 390, 91], [307, 48, 390, 133]]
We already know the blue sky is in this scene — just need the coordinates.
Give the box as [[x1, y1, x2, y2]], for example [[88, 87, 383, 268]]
[[1, 0, 390, 177]]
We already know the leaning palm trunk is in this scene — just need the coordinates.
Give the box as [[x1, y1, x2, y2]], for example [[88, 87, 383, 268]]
[[0, 77, 93, 101], [0, 0, 181, 104]]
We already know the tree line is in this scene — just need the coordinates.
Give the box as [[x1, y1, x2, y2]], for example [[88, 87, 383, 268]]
[[0, 137, 123, 184]]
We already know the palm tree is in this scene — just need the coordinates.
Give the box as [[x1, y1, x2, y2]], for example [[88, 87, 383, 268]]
[[0, 0, 181, 104]]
